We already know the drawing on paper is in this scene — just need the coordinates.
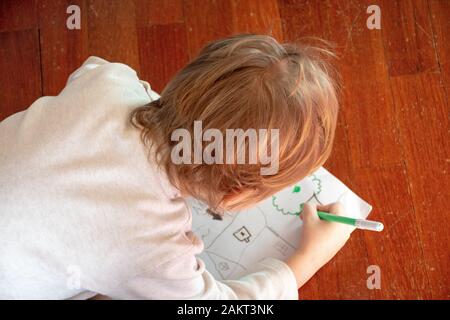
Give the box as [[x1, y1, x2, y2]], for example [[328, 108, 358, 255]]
[[191, 202, 297, 280], [271, 174, 323, 216], [190, 167, 373, 281], [233, 226, 252, 243]]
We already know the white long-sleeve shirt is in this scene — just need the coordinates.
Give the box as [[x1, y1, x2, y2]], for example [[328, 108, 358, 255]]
[[0, 57, 298, 300]]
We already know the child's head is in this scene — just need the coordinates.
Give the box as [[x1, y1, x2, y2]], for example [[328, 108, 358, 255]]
[[131, 34, 339, 212]]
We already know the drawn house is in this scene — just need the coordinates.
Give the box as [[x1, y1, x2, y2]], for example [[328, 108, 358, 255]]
[[233, 226, 252, 243]]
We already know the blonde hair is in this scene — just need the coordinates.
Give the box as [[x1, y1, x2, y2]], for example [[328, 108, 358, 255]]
[[131, 34, 339, 211]]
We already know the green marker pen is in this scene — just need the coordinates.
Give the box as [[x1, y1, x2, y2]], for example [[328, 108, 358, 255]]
[[317, 210, 384, 232]]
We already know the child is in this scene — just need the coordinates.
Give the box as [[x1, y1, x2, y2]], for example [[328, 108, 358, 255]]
[[0, 34, 353, 299]]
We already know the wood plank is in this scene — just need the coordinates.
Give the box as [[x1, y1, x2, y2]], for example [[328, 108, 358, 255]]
[[279, 0, 326, 40], [324, 119, 353, 184], [390, 72, 450, 299], [87, 0, 140, 73], [38, 0, 89, 95], [322, 0, 403, 169], [183, 0, 234, 59], [302, 259, 340, 299], [429, 0, 450, 90], [353, 165, 432, 299], [231, 0, 283, 41], [135, 0, 184, 27], [0, 29, 42, 120], [0, 0, 38, 32], [297, 270, 321, 299], [380, 0, 439, 76], [137, 23, 189, 93], [333, 231, 371, 299]]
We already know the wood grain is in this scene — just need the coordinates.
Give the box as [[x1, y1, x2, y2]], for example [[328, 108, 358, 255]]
[[380, 0, 439, 76], [135, 0, 184, 27], [429, 0, 450, 90], [183, 0, 234, 59], [0, 0, 38, 32], [0, 0, 448, 299], [184, 0, 284, 59], [0, 29, 41, 120], [322, 0, 403, 169], [38, 0, 89, 95], [390, 73, 450, 298], [279, 0, 326, 40], [280, 0, 352, 179], [87, 0, 140, 73], [353, 165, 432, 299], [137, 23, 189, 93], [231, 0, 283, 41]]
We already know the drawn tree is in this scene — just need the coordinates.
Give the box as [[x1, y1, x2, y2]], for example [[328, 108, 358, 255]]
[[271, 174, 323, 216]]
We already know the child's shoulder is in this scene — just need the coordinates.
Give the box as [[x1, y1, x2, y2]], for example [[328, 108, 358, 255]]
[[58, 56, 151, 114], [68, 56, 139, 87]]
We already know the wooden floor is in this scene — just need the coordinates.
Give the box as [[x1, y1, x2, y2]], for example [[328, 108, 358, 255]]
[[0, 0, 449, 299]]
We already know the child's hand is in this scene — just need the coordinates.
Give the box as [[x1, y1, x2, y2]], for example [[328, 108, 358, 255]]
[[287, 202, 355, 288]]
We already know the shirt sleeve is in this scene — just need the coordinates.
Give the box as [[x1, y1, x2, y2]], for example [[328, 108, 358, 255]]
[[105, 252, 299, 300]]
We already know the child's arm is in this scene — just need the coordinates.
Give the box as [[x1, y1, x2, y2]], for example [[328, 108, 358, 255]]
[[106, 252, 299, 299], [103, 202, 353, 300], [287, 202, 355, 288]]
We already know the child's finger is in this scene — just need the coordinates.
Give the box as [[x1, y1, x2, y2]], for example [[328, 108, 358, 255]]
[[301, 202, 319, 223], [316, 203, 333, 212], [317, 202, 345, 216]]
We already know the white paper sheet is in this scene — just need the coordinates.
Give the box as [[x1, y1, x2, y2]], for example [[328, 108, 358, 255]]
[[189, 167, 372, 280]]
